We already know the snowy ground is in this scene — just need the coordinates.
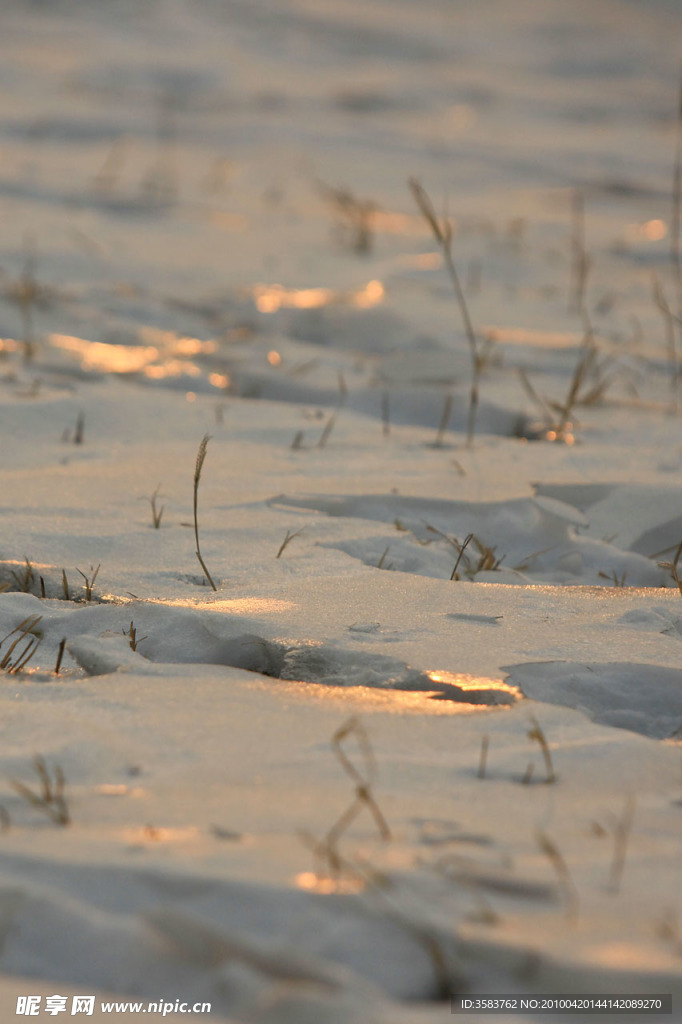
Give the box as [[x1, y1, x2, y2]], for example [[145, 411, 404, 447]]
[[1, 0, 682, 1020]]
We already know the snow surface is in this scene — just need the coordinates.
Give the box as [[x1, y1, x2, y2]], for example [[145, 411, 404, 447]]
[[0, 0, 682, 1020]]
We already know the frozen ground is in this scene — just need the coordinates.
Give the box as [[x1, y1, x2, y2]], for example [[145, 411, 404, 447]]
[[0, 0, 682, 1020]]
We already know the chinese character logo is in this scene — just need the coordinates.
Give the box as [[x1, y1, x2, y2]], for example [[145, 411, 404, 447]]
[[45, 995, 68, 1015], [71, 997, 95, 1016], [16, 996, 41, 1016]]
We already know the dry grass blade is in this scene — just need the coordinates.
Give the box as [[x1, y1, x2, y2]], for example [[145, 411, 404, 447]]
[[73, 411, 85, 445], [409, 178, 445, 243], [518, 367, 554, 427], [671, 64, 682, 327], [478, 735, 489, 779], [76, 564, 100, 602], [451, 533, 473, 580], [331, 716, 391, 840], [276, 527, 305, 559], [193, 434, 217, 591], [150, 485, 164, 529], [0, 615, 43, 673], [317, 412, 337, 448], [527, 714, 556, 783], [18, 238, 37, 363], [124, 621, 147, 652], [11, 557, 34, 593], [608, 793, 636, 894], [381, 391, 390, 437], [658, 541, 682, 594], [54, 638, 66, 675], [377, 545, 391, 570], [555, 332, 596, 436], [435, 393, 453, 447], [304, 718, 392, 886], [537, 831, 579, 921], [317, 181, 377, 254], [652, 272, 679, 411], [10, 756, 70, 826], [409, 177, 481, 446], [568, 189, 591, 324]]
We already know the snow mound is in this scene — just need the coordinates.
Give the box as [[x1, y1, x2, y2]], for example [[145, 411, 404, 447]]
[[504, 661, 682, 739]]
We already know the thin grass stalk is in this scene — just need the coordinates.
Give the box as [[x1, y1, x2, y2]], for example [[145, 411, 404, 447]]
[[652, 273, 678, 411], [409, 178, 481, 446], [671, 64, 682, 333], [193, 434, 217, 591]]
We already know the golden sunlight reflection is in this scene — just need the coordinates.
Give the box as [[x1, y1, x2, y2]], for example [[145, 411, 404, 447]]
[[145, 360, 201, 380], [253, 279, 384, 314], [372, 210, 429, 236], [126, 825, 201, 844], [51, 331, 213, 380], [51, 335, 159, 374], [209, 372, 230, 388], [276, 678, 519, 715], [395, 252, 442, 270], [483, 326, 582, 349], [354, 279, 384, 308], [426, 670, 520, 705], [95, 784, 144, 798], [625, 219, 667, 243], [295, 871, 365, 894], [544, 425, 575, 445], [267, 350, 282, 366]]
